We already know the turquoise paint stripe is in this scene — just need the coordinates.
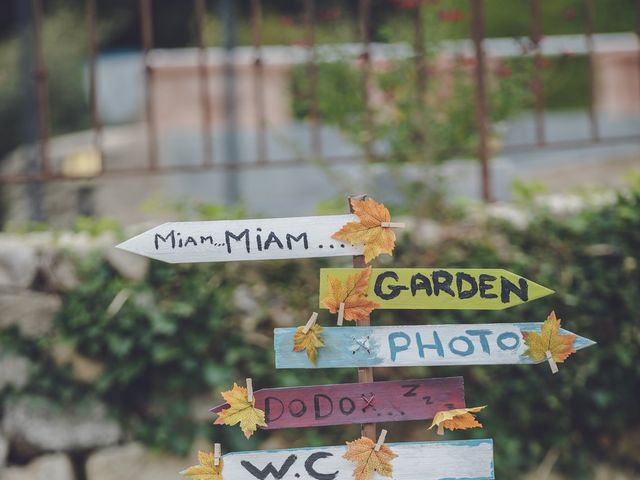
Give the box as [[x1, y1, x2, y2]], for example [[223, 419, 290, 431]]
[[274, 326, 385, 369], [223, 438, 494, 457]]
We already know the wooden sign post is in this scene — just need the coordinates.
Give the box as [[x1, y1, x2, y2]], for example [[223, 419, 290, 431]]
[[275, 323, 595, 369], [211, 377, 465, 429], [123, 193, 596, 479], [349, 195, 376, 441]]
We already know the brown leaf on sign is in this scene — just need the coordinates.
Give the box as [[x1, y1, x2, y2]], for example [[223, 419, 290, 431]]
[[523, 311, 577, 363], [332, 198, 396, 263], [214, 383, 267, 439], [293, 323, 325, 365], [180, 451, 224, 480], [343, 436, 398, 480], [320, 267, 379, 322], [429, 405, 487, 434]]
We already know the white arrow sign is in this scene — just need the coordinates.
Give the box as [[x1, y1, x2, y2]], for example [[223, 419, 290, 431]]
[[198, 439, 494, 479], [274, 323, 595, 369], [116, 215, 363, 263]]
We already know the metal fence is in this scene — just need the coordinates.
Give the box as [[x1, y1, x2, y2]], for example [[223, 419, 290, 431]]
[[2, 0, 640, 202]]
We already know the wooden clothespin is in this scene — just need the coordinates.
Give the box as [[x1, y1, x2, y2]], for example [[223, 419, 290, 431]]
[[381, 222, 405, 228], [437, 424, 445, 436], [337, 303, 345, 326], [375, 429, 388, 451], [214, 443, 221, 466], [546, 351, 559, 374], [246, 378, 254, 402], [303, 312, 319, 334]]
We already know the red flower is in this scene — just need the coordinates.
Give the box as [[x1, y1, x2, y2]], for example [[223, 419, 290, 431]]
[[320, 7, 342, 21], [535, 56, 551, 69], [438, 9, 464, 22], [495, 64, 512, 78], [392, 0, 422, 9], [280, 15, 294, 27], [461, 56, 475, 68]]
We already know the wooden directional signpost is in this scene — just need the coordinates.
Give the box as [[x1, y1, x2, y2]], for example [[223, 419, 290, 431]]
[[275, 323, 595, 369], [209, 439, 494, 480], [116, 194, 595, 480], [319, 268, 555, 310], [116, 215, 363, 263], [210, 377, 465, 429]]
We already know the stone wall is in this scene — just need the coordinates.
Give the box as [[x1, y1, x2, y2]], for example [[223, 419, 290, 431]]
[[0, 231, 254, 480], [0, 232, 167, 480]]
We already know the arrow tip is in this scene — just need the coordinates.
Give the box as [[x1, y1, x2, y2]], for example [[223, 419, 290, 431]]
[[574, 335, 597, 350]]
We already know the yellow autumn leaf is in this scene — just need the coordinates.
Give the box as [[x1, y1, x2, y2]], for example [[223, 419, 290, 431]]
[[343, 436, 398, 480], [320, 267, 379, 322], [180, 451, 224, 480], [214, 383, 267, 439], [333, 198, 396, 263], [429, 406, 487, 435], [523, 311, 576, 363], [293, 324, 325, 365]]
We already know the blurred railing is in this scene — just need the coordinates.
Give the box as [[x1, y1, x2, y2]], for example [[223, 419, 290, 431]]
[[2, 0, 640, 202]]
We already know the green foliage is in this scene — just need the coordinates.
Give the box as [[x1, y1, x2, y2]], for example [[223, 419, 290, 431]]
[[290, 60, 364, 130]]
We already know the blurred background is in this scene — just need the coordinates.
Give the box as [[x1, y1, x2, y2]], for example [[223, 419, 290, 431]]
[[0, 0, 639, 479]]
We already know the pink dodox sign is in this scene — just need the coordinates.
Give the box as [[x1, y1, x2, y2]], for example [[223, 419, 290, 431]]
[[210, 377, 465, 430]]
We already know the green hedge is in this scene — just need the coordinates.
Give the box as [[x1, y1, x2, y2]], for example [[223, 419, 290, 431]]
[[2, 186, 639, 478]]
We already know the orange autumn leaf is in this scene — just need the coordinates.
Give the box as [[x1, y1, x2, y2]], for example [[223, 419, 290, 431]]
[[180, 451, 224, 480], [214, 383, 267, 439], [332, 198, 396, 263], [343, 437, 398, 480], [293, 323, 325, 365], [320, 267, 379, 322], [523, 311, 577, 363], [429, 406, 487, 434]]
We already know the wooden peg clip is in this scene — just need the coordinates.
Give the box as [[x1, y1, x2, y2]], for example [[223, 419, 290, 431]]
[[381, 222, 405, 228], [214, 443, 221, 466], [375, 429, 388, 451], [545, 351, 559, 374], [337, 303, 345, 326], [302, 312, 319, 334], [246, 378, 254, 401], [437, 424, 445, 436]]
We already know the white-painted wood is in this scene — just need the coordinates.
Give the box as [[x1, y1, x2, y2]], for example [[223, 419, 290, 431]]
[[217, 439, 494, 479], [116, 215, 362, 263], [274, 323, 596, 369]]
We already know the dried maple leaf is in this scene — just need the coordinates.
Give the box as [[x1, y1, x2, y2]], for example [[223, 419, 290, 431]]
[[429, 405, 487, 435], [320, 267, 379, 322], [333, 198, 396, 263], [214, 383, 267, 439], [180, 451, 224, 480], [523, 311, 576, 363], [343, 437, 398, 480], [293, 324, 325, 365]]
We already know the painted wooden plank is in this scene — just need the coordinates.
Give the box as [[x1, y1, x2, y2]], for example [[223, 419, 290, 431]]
[[319, 268, 554, 310], [275, 323, 596, 369], [210, 377, 465, 429], [115, 215, 362, 263], [207, 439, 494, 479]]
